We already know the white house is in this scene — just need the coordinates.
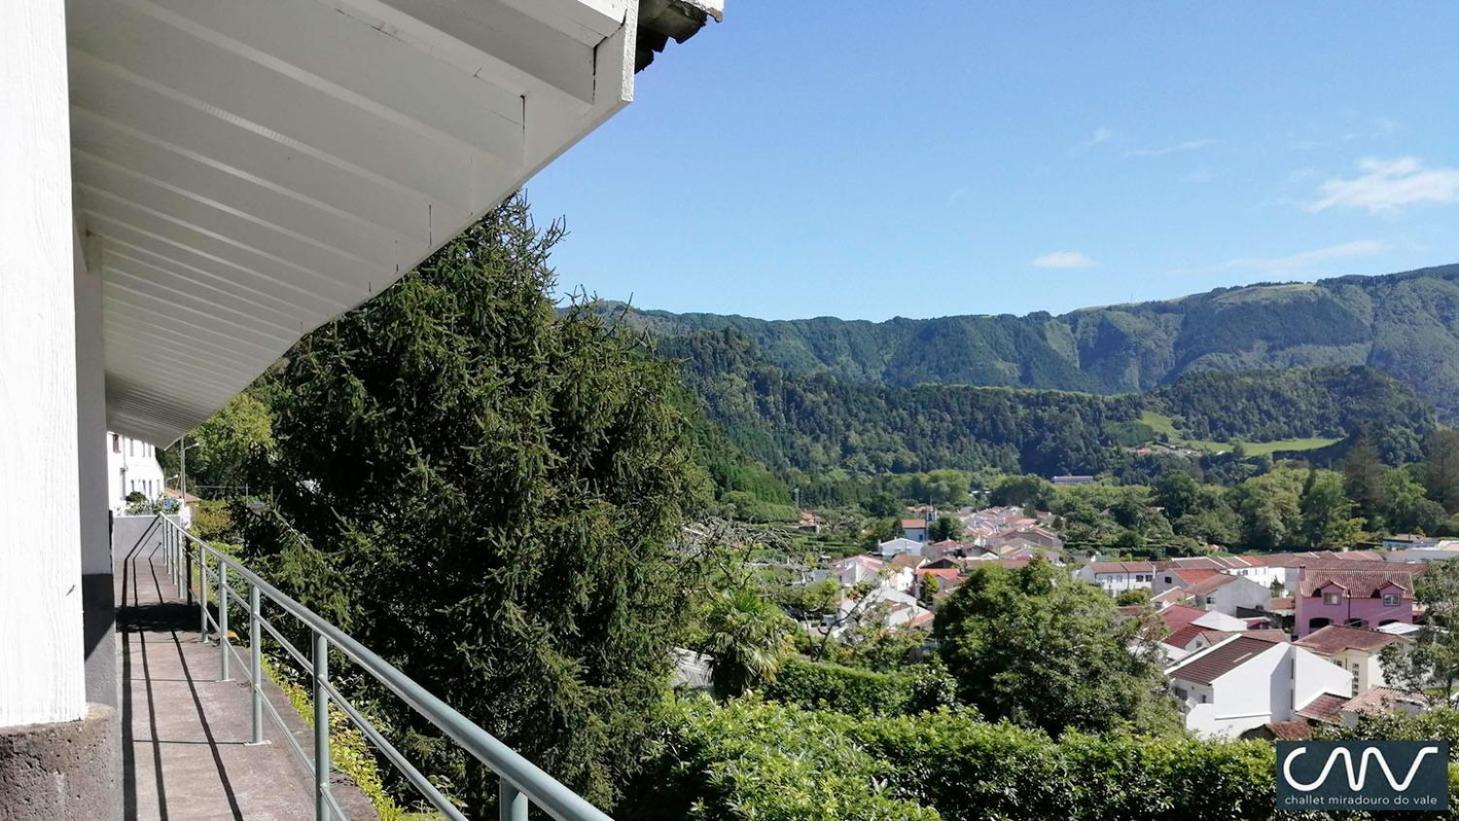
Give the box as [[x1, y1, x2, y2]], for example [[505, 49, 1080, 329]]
[[900, 518, 929, 543], [1166, 635, 1352, 738], [1179, 574, 1272, 617], [0, 0, 721, 814], [880, 537, 925, 559], [822, 555, 913, 594], [1152, 556, 1283, 594], [105, 431, 164, 511], [1074, 561, 1155, 596], [1294, 625, 1408, 698]]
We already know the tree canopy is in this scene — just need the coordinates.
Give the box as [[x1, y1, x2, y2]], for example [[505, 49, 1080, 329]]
[[932, 560, 1179, 735], [240, 197, 703, 812]]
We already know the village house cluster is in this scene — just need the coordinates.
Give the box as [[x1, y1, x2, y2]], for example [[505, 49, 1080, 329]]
[[1081, 548, 1445, 739], [798, 500, 1457, 742]]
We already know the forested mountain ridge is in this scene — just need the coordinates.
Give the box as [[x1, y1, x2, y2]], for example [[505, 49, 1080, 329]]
[[659, 329, 1435, 478], [608, 263, 1459, 418]]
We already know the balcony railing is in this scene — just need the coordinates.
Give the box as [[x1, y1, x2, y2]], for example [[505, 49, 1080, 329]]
[[151, 513, 612, 821]]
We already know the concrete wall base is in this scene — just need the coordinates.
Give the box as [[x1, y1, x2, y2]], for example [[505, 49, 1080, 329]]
[[0, 704, 119, 821]]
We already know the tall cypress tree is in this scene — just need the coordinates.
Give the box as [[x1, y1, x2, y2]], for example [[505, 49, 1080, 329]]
[[242, 196, 704, 813]]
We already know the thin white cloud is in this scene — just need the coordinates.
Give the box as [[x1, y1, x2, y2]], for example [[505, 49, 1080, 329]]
[[1071, 127, 1114, 154], [1125, 138, 1217, 158], [1220, 240, 1384, 273], [1309, 157, 1459, 213], [1182, 168, 1216, 184], [1032, 251, 1098, 269]]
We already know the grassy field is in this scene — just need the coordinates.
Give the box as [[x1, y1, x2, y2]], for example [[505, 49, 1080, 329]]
[[1138, 411, 1339, 457]]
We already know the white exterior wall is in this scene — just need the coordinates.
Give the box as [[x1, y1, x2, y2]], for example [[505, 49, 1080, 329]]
[[1229, 565, 1284, 590], [106, 433, 164, 510], [1180, 643, 1291, 738], [1076, 568, 1152, 595], [1325, 648, 1388, 696], [1176, 644, 1351, 738], [0, 0, 86, 725], [1293, 644, 1355, 712], [1200, 577, 1272, 616]]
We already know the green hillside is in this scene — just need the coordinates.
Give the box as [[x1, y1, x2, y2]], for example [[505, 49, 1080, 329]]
[[609, 263, 1459, 419], [1138, 411, 1339, 457], [657, 329, 1435, 479]]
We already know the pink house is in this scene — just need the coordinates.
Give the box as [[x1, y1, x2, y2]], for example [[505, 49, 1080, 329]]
[[1295, 568, 1421, 637]]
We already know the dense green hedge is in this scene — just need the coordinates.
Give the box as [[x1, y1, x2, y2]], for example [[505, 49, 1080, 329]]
[[762, 658, 954, 716], [624, 695, 1407, 821]]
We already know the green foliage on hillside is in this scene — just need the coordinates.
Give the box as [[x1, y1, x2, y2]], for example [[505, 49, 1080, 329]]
[[239, 198, 703, 814], [763, 658, 956, 716], [626, 695, 1311, 821], [613, 263, 1459, 419], [653, 327, 1435, 496], [1149, 366, 1435, 461], [933, 561, 1180, 735], [660, 328, 1144, 477]]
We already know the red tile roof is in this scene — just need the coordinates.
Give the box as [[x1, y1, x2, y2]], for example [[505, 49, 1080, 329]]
[[1164, 625, 1233, 650], [889, 554, 924, 570], [1157, 604, 1208, 634], [901, 519, 927, 529], [1165, 568, 1224, 584], [1264, 720, 1313, 740], [1267, 597, 1295, 611], [1295, 691, 1351, 724], [1298, 568, 1420, 598], [1182, 574, 1242, 597], [1088, 561, 1155, 574], [1340, 686, 1425, 717], [1167, 635, 1285, 685], [1294, 625, 1407, 656]]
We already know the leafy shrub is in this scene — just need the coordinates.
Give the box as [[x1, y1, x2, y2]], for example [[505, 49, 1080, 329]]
[[190, 500, 233, 542], [763, 658, 954, 716], [627, 695, 937, 820], [629, 696, 1357, 821]]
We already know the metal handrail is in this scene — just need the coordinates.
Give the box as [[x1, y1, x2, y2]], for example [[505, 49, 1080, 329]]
[[154, 513, 613, 821]]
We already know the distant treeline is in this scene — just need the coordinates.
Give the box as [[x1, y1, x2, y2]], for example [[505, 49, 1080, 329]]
[[657, 328, 1438, 500]]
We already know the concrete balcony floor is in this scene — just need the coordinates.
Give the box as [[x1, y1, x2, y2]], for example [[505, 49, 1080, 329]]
[[116, 548, 376, 820]]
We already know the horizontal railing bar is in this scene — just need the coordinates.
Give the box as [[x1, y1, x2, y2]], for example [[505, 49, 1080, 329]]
[[318, 678, 467, 821], [226, 641, 252, 684], [163, 517, 612, 821], [323, 785, 346, 820], [225, 584, 249, 610], [257, 684, 313, 774], [257, 614, 313, 675]]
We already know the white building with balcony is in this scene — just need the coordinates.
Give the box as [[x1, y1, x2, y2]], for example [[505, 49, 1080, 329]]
[[105, 432, 164, 511]]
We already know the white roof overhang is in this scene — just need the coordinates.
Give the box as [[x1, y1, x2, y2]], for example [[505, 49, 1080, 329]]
[[67, 0, 715, 444]]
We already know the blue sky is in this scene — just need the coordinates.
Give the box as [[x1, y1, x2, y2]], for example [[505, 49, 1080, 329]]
[[527, 3, 1459, 321]]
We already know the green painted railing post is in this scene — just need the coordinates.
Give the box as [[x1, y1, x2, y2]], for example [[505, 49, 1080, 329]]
[[249, 583, 264, 745], [170, 521, 179, 590], [500, 779, 528, 821], [199, 546, 208, 637], [313, 631, 332, 820], [218, 562, 231, 681]]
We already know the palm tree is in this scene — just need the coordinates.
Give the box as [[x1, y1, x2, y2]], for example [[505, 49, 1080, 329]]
[[700, 587, 795, 697]]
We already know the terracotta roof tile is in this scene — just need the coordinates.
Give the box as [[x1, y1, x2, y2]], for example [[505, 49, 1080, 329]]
[[1088, 561, 1155, 573], [1295, 625, 1406, 655], [1295, 692, 1351, 724], [1298, 569, 1420, 598], [1264, 720, 1313, 740], [1167, 635, 1286, 684], [1157, 604, 1208, 634], [1183, 574, 1242, 597]]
